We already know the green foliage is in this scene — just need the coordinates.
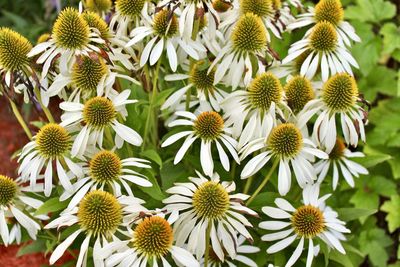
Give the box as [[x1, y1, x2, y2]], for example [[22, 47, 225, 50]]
[[381, 196, 400, 233]]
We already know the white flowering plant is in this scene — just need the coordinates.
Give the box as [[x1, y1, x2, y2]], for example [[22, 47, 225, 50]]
[[0, 0, 399, 266]]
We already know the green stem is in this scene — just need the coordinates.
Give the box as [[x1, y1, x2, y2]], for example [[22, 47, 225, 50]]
[[246, 159, 279, 205], [142, 60, 162, 151], [243, 176, 254, 194], [204, 220, 212, 267], [230, 161, 237, 180], [8, 99, 32, 139], [33, 87, 55, 123]]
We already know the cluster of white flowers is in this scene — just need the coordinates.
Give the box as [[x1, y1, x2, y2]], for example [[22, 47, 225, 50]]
[[0, 0, 370, 266]]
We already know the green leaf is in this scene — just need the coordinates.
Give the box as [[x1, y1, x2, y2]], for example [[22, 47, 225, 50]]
[[358, 66, 398, 99], [138, 172, 166, 201], [337, 208, 377, 222], [352, 153, 392, 168], [345, 0, 396, 23], [329, 249, 354, 267], [359, 228, 393, 267], [380, 23, 400, 55], [17, 239, 46, 256], [350, 22, 382, 76], [381, 195, 400, 233], [34, 197, 69, 216], [140, 149, 163, 167]]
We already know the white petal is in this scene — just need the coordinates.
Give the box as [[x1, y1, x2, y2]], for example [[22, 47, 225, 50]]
[[50, 230, 82, 264], [112, 121, 143, 146]]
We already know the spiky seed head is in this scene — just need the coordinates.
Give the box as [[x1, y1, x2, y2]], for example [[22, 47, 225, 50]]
[[193, 181, 230, 219], [0, 28, 32, 72], [82, 11, 111, 39], [329, 138, 345, 160], [86, 0, 112, 13], [193, 111, 224, 141], [231, 13, 267, 53], [292, 205, 325, 238], [309, 21, 337, 52], [36, 124, 71, 159], [212, 0, 232, 13], [315, 0, 344, 26], [0, 175, 17, 206], [72, 54, 107, 94], [52, 8, 90, 49], [268, 123, 303, 158], [284, 75, 315, 113], [248, 72, 282, 111], [83, 97, 116, 128], [37, 33, 51, 44], [153, 9, 179, 38], [116, 0, 146, 18], [78, 190, 122, 236], [90, 151, 122, 183], [240, 0, 274, 17], [189, 61, 215, 93], [133, 216, 173, 257], [322, 73, 358, 112]]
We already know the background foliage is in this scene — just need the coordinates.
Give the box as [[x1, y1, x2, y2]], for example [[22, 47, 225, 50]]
[[0, 0, 399, 266]]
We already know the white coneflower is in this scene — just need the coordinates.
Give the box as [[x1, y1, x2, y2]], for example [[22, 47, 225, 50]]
[[125, 8, 206, 72], [163, 172, 257, 261], [60, 90, 143, 157], [200, 235, 260, 267], [219, 0, 286, 42], [0, 175, 42, 246], [288, 0, 360, 47], [222, 72, 287, 148], [18, 123, 82, 197], [44, 53, 139, 102], [0, 28, 32, 88], [28, 8, 105, 79], [209, 13, 269, 89], [173, 0, 220, 40], [282, 21, 358, 81], [162, 61, 227, 112], [240, 123, 328, 196], [298, 73, 367, 152], [45, 190, 146, 266], [110, 0, 151, 37], [60, 150, 153, 208], [102, 215, 200, 267], [260, 183, 350, 267], [315, 138, 368, 190], [161, 110, 239, 176], [81, 11, 137, 71]]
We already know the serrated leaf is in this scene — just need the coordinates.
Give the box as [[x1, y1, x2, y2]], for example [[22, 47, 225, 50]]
[[345, 0, 396, 23], [34, 197, 68, 216], [381, 195, 400, 233], [350, 22, 382, 75], [359, 228, 393, 267], [380, 23, 400, 55]]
